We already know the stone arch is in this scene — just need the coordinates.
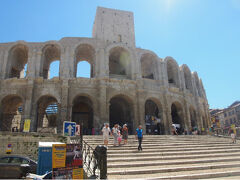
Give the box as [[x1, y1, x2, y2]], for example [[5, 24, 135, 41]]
[[189, 106, 198, 131], [182, 65, 193, 93], [140, 53, 158, 80], [0, 94, 23, 131], [74, 44, 95, 78], [165, 57, 180, 87], [109, 46, 132, 79], [41, 44, 61, 79], [171, 101, 184, 134], [109, 94, 134, 134], [6, 44, 28, 79], [193, 72, 202, 97], [36, 95, 59, 131], [144, 98, 164, 134], [72, 95, 94, 135]]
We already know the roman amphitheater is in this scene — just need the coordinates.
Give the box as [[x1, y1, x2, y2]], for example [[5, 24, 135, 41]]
[[0, 7, 210, 135]]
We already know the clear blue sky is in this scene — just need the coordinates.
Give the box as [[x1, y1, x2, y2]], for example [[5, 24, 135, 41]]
[[0, 0, 239, 109]]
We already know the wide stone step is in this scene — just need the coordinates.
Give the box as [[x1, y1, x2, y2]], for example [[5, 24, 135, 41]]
[[107, 145, 240, 154], [107, 148, 240, 158], [108, 161, 240, 175], [108, 157, 240, 168], [85, 142, 233, 149], [107, 167, 240, 179], [83, 136, 231, 142], [107, 152, 240, 162]]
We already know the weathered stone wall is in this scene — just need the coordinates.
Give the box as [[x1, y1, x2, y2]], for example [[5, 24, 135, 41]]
[[0, 132, 67, 160], [0, 7, 210, 134]]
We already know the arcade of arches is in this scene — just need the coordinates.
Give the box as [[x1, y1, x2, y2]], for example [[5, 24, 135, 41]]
[[0, 93, 209, 134]]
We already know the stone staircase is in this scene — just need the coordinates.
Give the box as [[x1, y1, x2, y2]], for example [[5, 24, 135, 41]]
[[83, 135, 240, 179]]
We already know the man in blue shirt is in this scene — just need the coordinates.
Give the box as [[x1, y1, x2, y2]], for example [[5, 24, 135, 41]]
[[136, 125, 143, 151]]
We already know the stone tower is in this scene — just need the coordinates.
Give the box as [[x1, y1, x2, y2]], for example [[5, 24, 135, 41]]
[[92, 7, 136, 47]]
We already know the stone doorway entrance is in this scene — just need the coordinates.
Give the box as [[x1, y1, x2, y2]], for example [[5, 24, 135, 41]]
[[109, 95, 134, 134], [0, 95, 23, 131], [171, 102, 184, 134], [190, 107, 198, 131], [36, 95, 58, 132], [72, 96, 93, 135], [145, 99, 164, 135]]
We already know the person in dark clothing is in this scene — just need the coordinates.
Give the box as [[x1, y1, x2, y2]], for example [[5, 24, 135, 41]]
[[136, 125, 143, 151]]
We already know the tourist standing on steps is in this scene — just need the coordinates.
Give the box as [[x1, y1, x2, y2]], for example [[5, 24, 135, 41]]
[[136, 125, 143, 151], [229, 128, 236, 144], [122, 124, 128, 145], [171, 124, 178, 135], [112, 124, 119, 146], [102, 123, 111, 146]]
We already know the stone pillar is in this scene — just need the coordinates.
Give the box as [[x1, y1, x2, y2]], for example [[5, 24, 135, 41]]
[[131, 50, 139, 80], [60, 46, 72, 79], [164, 107, 172, 135], [0, 49, 5, 79], [162, 94, 172, 135], [136, 90, 145, 133], [98, 80, 108, 127], [57, 79, 69, 133], [26, 47, 37, 78], [1, 50, 9, 79], [34, 49, 42, 78], [133, 97, 140, 133], [21, 80, 35, 131], [183, 100, 191, 132], [97, 48, 108, 78]]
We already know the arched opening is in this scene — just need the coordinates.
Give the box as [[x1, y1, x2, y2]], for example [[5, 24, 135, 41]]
[[49, 61, 60, 79], [171, 102, 184, 134], [76, 61, 91, 78], [0, 95, 23, 131], [141, 54, 157, 80], [167, 59, 179, 87], [109, 47, 131, 79], [72, 96, 93, 135], [145, 99, 164, 135], [109, 95, 134, 134], [183, 66, 193, 93], [6, 44, 28, 79], [41, 44, 61, 79], [75, 44, 95, 78], [36, 96, 58, 132], [189, 107, 198, 131]]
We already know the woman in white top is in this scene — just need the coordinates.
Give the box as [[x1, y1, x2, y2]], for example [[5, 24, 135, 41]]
[[102, 123, 111, 146]]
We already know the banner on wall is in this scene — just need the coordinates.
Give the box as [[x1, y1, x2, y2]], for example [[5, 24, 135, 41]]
[[23, 119, 31, 132]]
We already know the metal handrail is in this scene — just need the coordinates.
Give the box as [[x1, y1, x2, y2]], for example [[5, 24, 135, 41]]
[[82, 140, 102, 179]]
